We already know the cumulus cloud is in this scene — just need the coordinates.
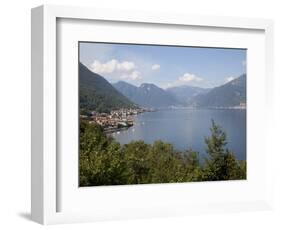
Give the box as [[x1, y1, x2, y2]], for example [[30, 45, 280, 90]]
[[120, 70, 142, 80], [89, 59, 136, 74], [151, 64, 160, 70], [178, 73, 203, 83], [163, 73, 203, 88], [88, 59, 142, 81]]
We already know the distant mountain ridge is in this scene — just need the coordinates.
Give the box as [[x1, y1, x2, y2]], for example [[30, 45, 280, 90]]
[[79, 64, 246, 110], [189, 74, 246, 107], [79, 63, 136, 113], [113, 81, 179, 108], [166, 85, 211, 105], [114, 74, 246, 108], [113, 74, 246, 108]]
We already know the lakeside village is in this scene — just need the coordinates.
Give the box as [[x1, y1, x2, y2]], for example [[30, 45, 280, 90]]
[[80, 108, 153, 133]]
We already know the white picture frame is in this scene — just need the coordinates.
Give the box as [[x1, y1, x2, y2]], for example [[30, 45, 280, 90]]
[[31, 5, 274, 225]]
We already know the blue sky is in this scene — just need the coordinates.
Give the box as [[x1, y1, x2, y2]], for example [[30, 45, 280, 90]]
[[79, 42, 246, 89]]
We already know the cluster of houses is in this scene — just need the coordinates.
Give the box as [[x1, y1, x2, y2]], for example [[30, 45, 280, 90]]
[[81, 108, 149, 133]]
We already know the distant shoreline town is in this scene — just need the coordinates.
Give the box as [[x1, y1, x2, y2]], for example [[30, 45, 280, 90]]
[[80, 108, 154, 133]]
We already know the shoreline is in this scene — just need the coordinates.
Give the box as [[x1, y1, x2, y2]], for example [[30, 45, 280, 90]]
[[84, 106, 246, 135], [160, 106, 246, 110]]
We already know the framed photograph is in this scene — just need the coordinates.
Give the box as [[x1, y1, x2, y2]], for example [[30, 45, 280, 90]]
[[31, 5, 274, 225]]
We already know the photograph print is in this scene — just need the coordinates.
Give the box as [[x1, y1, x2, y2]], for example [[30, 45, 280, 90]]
[[79, 42, 247, 187]]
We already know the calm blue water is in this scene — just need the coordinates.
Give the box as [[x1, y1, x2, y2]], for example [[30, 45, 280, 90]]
[[112, 108, 246, 160]]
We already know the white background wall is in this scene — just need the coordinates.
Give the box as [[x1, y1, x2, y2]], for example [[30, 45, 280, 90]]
[[0, 0, 280, 229]]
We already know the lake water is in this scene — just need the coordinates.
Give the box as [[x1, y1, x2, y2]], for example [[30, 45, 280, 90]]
[[111, 108, 246, 160]]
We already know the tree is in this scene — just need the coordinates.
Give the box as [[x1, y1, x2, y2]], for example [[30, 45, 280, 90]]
[[203, 120, 246, 181], [182, 150, 203, 181], [79, 121, 128, 186], [123, 141, 151, 184], [149, 140, 183, 183], [203, 120, 227, 180]]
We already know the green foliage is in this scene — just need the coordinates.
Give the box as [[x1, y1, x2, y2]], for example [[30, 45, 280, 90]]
[[79, 120, 246, 186], [203, 120, 246, 181], [123, 141, 151, 184], [79, 121, 129, 186]]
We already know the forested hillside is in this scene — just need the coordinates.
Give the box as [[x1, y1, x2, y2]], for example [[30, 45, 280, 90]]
[[79, 63, 137, 113]]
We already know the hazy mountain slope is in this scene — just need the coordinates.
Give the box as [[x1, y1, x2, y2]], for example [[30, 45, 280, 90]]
[[113, 81, 179, 108], [79, 63, 136, 113], [190, 74, 246, 107], [166, 85, 211, 105], [113, 81, 138, 100]]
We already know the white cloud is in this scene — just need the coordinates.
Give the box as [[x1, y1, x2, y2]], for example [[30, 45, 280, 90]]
[[88, 59, 142, 81], [163, 73, 203, 88], [120, 71, 142, 80], [151, 64, 160, 70], [118, 61, 136, 72], [89, 59, 136, 74], [225, 76, 235, 83], [242, 60, 247, 67], [178, 73, 203, 83]]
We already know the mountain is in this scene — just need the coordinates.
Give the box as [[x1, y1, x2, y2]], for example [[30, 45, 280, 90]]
[[190, 74, 246, 107], [113, 81, 138, 100], [79, 63, 136, 113], [113, 81, 179, 108], [166, 85, 210, 105]]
